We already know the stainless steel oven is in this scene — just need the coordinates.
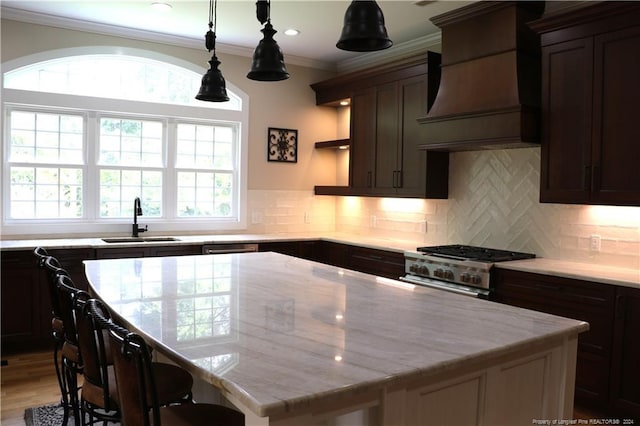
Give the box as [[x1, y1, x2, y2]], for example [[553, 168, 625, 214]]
[[400, 245, 535, 298]]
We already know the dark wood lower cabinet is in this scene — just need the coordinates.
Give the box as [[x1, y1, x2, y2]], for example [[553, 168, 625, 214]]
[[610, 286, 640, 417], [492, 268, 640, 418], [95, 244, 202, 259], [260, 240, 404, 280], [344, 246, 404, 280], [2, 244, 203, 354], [1, 251, 44, 354]]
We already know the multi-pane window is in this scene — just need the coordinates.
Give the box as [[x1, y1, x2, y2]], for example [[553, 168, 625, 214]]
[[2, 52, 247, 233], [176, 124, 235, 217], [98, 118, 164, 218], [7, 110, 84, 219]]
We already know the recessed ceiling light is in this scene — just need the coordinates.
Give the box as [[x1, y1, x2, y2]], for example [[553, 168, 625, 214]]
[[151, 2, 172, 12], [284, 29, 300, 36], [339, 100, 349, 106]]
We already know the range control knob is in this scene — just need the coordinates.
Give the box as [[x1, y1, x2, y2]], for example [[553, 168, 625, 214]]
[[471, 275, 482, 285], [409, 263, 420, 273], [419, 265, 430, 276], [444, 270, 454, 280], [434, 268, 444, 278], [460, 273, 471, 283]]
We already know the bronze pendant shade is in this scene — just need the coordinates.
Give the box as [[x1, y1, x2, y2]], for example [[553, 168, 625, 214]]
[[196, 0, 229, 102], [337, 0, 393, 52], [247, 22, 290, 81]]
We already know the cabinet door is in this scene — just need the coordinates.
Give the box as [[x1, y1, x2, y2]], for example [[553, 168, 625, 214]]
[[148, 245, 202, 257], [591, 26, 640, 205], [491, 269, 615, 408], [374, 81, 399, 194], [1, 251, 44, 353], [345, 246, 404, 280], [610, 286, 640, 417], [540, 38, 593, 204], [312, 241, 348, 268], [95, 247, 148, 259], [350, 88, 376, 192]]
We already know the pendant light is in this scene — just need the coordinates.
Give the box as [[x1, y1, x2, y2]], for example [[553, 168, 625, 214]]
[[337, 0, 393, 52], [247, 0, 290, 81], [196, 0, 229, 102]]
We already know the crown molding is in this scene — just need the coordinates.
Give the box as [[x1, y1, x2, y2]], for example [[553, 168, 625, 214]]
[[336, 32, 442, 74], [1, 6, 443, 74], [0, 6, 337, 71]]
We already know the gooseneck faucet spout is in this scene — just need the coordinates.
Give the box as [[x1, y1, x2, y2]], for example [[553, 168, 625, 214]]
[[132, 197, 148, 237]]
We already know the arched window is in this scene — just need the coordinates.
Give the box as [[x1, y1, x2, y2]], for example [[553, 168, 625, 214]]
[[2, 48, 248, 236]]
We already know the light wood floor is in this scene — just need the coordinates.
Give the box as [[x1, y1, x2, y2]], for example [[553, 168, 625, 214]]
[[2, 350, 606, 425], [1, 350, 62, 426]]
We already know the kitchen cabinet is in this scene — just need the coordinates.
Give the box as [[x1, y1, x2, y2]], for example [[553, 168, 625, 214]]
[[260, 240, 403, 280], [312, 240, 348, 268], [532, 2, 640, 206], [490, 268, 640, 417], [95, 244, 202, 259], [1, 248, 94, 353], [491, 269, 615, 410], [2, 244, 202, 353], [311, 52, 449, 199], [352, 76, 449, 197], [610, 286, 640, 417], [1, 251, 44, 353], [344, 246, 405, 280], [259, 241, 316, 260]]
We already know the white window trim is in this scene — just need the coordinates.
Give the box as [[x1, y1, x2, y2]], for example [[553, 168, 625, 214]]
[[1, 47, 249, 237]]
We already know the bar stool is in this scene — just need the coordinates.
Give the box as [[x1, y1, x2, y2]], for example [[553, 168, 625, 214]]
[[72, 294, 197, 425], [89, 300, 244, 426], [34, 248, 79, 426]]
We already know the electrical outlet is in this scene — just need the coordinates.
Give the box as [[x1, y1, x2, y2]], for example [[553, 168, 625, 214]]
[[370, 215, 377, 228], [590, 235, 601, 252], [251, 212, 263, 224], [304, 212, 311, 224]]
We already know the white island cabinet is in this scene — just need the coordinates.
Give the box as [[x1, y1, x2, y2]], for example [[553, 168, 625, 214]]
[[84, 252, 587, 426]]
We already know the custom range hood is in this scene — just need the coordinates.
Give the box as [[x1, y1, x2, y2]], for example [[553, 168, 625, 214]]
[[418, 1, 545, 151]]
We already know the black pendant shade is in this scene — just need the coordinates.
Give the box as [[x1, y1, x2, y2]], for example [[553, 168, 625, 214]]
[[247, 23, 290, 81], [195, 0, 229, 102], [196, 54, 229, 102], [337, 0, 393, 52]]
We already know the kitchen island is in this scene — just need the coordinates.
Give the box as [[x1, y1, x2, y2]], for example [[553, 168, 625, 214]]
[[84, 252, 587, 426]]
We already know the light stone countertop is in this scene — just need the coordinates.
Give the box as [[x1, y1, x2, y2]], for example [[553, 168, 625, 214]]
[[494, 258, 640, 290], [1, 232, 637, 288], [84, 252, 588, 419]]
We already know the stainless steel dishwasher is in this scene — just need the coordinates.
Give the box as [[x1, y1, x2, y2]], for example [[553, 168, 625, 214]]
[[202, 243, 259, 255]]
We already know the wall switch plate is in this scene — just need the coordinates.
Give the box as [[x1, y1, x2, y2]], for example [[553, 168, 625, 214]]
[[590, 235, 601, 252], [304, 212, 311, 224]]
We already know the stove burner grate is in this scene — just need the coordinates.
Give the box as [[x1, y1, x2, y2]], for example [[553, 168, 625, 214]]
[[416, 245, 535, 263]]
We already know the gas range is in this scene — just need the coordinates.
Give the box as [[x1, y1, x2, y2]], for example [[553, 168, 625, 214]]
[[401, 245, 535, 298]]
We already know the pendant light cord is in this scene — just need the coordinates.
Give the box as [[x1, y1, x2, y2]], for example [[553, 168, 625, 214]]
[[206, 0, 217, 54]]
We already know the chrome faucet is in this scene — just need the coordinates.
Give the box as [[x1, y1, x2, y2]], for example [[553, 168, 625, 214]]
[[132, 197, 148, 237]]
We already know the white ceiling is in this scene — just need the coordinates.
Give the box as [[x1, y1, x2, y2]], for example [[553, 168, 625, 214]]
[[1, 0, 474, 70]]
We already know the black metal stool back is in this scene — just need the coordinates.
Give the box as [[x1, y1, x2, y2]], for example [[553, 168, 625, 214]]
[[73, 293, 120, 424]]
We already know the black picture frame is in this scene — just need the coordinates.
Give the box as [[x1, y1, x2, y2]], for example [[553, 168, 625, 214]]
[[267, 127, 298, 163]]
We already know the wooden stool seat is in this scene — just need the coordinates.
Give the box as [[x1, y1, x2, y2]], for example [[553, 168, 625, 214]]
[[154, 403, 245, 426]]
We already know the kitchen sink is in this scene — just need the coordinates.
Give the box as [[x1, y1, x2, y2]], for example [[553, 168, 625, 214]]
[[101, 237, 180, 243]]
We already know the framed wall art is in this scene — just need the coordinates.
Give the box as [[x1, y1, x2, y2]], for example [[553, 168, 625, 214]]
[[267, 127, 298, 163]]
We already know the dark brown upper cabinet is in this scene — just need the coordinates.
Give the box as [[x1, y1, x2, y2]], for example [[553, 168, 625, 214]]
[[312, 52, 449, 199], [532, 2, 640, 206]]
